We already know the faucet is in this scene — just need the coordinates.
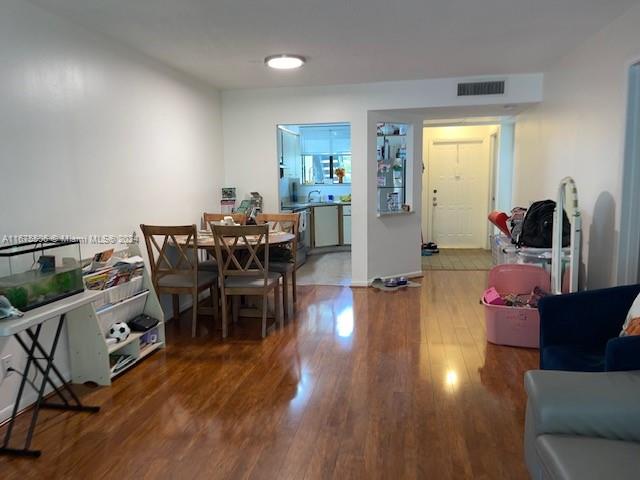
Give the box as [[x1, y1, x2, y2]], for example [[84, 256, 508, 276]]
[[307, 190, 321, 203]]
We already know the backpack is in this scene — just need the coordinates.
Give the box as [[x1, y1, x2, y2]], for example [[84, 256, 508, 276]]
[[518, 200, 571, 248]]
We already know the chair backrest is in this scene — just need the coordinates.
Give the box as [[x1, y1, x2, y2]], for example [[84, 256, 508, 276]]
[[140, 224, 198, 287], [210, 224, 270, 284], [203, 212, 247, 226], [256, 213, 299, 257]]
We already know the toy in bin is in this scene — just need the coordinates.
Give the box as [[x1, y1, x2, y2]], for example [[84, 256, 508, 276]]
[[482, 264, 550, 348]]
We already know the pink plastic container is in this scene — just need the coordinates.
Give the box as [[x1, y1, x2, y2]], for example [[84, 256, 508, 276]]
[[482, 264, 550, 348]]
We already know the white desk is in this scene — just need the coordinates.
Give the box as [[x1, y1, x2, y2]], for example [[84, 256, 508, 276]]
[[0, 290, 102, 458]]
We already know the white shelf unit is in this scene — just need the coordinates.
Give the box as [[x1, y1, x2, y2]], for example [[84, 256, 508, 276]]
[[66, 244, 165, 386]]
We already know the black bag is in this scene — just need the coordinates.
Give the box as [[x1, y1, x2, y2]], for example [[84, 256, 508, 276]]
[[128, 314, 160, 332], [518, 200, 571, 248]]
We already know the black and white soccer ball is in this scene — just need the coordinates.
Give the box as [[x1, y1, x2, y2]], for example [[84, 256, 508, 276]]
[[108, 322, 130, 343]]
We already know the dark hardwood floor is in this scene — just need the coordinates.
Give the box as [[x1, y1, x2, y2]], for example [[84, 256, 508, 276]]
[[0, 271, 538, 479]]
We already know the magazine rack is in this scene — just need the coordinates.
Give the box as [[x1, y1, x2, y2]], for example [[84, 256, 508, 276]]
[[66, 244, 165, 386]]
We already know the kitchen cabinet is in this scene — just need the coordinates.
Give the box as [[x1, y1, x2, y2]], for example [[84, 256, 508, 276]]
[[313, 205, 340, 247]]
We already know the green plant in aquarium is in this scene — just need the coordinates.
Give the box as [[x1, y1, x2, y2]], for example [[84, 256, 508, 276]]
[[4, 286, 28, 310], [31, 279, 52, 299]]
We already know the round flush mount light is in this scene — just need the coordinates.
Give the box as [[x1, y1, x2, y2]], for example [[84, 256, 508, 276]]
[[265, 54, 306, 70]]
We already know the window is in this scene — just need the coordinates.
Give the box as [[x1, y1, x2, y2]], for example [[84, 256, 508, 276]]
[[299, 124, 351, 184]]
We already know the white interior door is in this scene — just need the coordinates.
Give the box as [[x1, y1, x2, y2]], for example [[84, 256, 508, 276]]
[[428, 139, 489, 248]]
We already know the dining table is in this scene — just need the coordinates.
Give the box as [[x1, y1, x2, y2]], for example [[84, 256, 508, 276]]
[[189, 230, 296, 251], [175, 228, 297, 323]]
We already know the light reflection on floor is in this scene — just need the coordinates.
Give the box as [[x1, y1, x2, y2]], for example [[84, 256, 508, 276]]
[[336, 305, 354, 338]]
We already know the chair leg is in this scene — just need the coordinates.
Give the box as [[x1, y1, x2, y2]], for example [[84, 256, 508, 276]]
[[232, 296, 239, 324], [191, 289, 198, 338], [172, 295, 180, 321], [211, 284, 219, 321], [282, 273, 289, 321], [274, 284, 283, 331], [261, 294, 268, 339], [221, 291, 228, 339], [292, 269, 297, 304]]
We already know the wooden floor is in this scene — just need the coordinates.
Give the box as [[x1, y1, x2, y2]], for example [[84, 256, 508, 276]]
[[0, 271, 538, 479], [422, 249, 493, 271]]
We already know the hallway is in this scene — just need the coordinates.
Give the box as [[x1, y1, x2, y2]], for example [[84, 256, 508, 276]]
[[422, 248, 493, 271]]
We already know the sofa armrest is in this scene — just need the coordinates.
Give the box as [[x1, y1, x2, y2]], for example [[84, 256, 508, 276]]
[[539, 284, 640, 348], [525, 370, 640, 442], [606, 336, 640, 371]]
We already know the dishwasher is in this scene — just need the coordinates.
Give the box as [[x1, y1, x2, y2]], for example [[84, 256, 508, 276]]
[[295, 208, 310, 267]]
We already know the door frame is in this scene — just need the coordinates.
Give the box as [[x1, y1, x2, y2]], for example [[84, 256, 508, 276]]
[[618, 62, 640, 284], [487, 132, 499, 249], [426, 137, 489, 249]]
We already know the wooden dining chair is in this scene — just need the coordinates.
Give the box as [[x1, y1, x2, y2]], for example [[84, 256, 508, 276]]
[[199, 213, 247, 273], [203, 212, 248, 226], [140, 224, 218, 338], [210, 224, 282, 339], [201, 214, 248, 266], [256, 213, 300, 320]]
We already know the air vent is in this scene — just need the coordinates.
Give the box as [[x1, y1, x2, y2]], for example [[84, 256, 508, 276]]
[[457, 80, 505, 96]]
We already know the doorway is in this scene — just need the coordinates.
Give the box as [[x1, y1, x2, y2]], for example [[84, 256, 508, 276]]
[[276, 123, 352, 286], [423, 125, 497, 248], [421, 124, 500, 271]]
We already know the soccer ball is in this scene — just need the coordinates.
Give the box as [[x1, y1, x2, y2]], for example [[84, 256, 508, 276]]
[[108, 322, 130, 343]]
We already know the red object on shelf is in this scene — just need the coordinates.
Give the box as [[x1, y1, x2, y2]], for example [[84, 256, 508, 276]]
[[488, 211, 511, 238]]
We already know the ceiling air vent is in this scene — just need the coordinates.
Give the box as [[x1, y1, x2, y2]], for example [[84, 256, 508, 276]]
[[457, 80, 505, 96]]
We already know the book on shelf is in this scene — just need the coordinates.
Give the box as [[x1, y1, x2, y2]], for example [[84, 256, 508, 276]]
[[83, 251, 144, 291], [109, 353, 136, 375]]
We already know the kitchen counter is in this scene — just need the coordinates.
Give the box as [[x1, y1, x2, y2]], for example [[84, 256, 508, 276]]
[[282, 201, 350, 212]]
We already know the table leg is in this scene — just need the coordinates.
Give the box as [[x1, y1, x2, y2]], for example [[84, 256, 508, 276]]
[[0, 324, 42, 457], [0, 314, 99, 458]]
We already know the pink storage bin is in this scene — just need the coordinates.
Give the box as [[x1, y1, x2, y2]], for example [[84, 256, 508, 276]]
[[482, 264, 550, 348]]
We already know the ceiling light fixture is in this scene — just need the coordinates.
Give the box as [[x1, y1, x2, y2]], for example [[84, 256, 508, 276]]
[[265, 54, 306, 70]]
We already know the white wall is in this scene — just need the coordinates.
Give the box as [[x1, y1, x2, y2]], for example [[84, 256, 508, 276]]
[[0, 0, 223, 421], [222, 74, 543, 284], [513, 3, 640, 289]]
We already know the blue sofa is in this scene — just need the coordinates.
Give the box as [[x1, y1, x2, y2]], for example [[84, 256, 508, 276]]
[[538, 284, 640, 371]]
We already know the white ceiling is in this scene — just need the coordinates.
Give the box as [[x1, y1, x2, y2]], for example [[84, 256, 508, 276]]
[[30, 0, 637, 90]]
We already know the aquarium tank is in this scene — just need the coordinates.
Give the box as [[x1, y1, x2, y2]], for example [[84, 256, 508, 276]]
[[0, 240, 84, 312]]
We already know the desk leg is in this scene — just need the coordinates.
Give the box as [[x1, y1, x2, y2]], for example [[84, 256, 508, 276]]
[[0, 314, 99, 458], [0, 324, 41, 457]]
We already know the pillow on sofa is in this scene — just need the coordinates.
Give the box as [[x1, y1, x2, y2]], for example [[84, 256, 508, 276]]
[[620, 292, 640, 336]]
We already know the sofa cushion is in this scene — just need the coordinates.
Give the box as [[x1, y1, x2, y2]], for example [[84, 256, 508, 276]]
[[536, 434, 640, 480], [541, 345, 605, 372], [525, 370, 640, 442]]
